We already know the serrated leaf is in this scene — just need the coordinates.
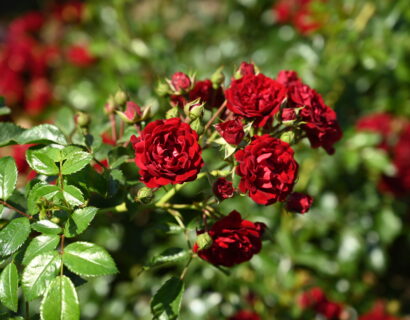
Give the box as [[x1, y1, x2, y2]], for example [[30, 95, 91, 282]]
[[17, 124, 67, 146], [63, 242, 117, 277], [23, 234, 60, 265], [40, 275, 80, 320], [31, 220, 62, 235], [61, 151, 92, 175], [0, 262, 19, 312], [22, 251, 61, 301], [27, 184, 60, 215], [26, 148, 59, 175], [62, 185, 84, 206], [151, 277, 185, 320], [147, 248, 189, 268], [0, 157, 18, 201], [0, 217, 31, 257], [64, 207, 98, 238]]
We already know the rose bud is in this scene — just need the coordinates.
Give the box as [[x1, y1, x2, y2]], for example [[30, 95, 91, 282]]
[[74, 111, 91, 127], [190, 118, 204, 135], [104, 95, 115, 114], [234, 61, 256, 79], [170, 72, 192, 93], [135, 186, 154, 204], [114, 89, 128, 107], [116, 101, 142, 123], [212, 178, 234, 201], [285, 192, 313, 214], [215, 119, 245, 145], [211, 66, 225, 89], [281, 108, 297, 123], [183, 99, 204, 120], [166, 107, 179, 119], [193, 210, 265, 267], [195, 232, 213, 250], [156, 81, 170, 97], [280, 131, 295, 144]]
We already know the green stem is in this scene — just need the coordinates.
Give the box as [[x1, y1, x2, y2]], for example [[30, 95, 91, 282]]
[[180, 254, 193, 280], [98, 202, 127, 214]]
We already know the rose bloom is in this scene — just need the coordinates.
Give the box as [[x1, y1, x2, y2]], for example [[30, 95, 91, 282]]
[[235, 135, 298, 205], [299, 287, 343, 320], [170, 72, 191, 92], [359, 301, 400, 320], [131, 118, 204, 188], [277, 70, 342, 154], [238, 61, 256, 77], [193, 210, 265, 267], [285, 192, 313, 213], [215, 119, 245, 145], [226, 73, 287, 127], [189, 79, 225, 109], [212, 178, 234, 200], [229, 310, 261, 320]]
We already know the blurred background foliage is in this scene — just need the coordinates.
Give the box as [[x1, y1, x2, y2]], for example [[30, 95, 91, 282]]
[[1, 0, 410, 319]]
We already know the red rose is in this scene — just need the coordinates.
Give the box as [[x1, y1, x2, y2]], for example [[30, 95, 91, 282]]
[[285, 192, 313, 213], [298, 287, 326, 309], [235, 135, 298, 205], [123, 101, 142, 122], [67, 45, 96, 67], [24, 78, 53, 115], [131, 118, 204, 188], [238, 62, 256, 77], [170, 72, 191, 92], [9, 12, 44, 35], [316, 301, 343, 320], [215, 119, 245, 145], [360, 301, 400, 320], [193, 210, 265, 267], [189, 79, 225, 109], [356, 113, 393, 151], [226, 74, 287, 127], [277, 70, 342, 154], [229, 310, 261, 320], [212, 178, 234, 200]]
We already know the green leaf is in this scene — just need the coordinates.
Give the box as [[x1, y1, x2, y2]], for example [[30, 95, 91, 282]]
[[61, 151, 92, 175], [26, 149, 59, 175], [0, 262, 19, 312], [27, 183, 60, 215], [40, 275, 80, 320], [55, 107, 75, 137], [23, 234, 60, 265], [63, 242, 118, 277], [147, 248, 190, 268], [62, 185, 84, 206], [0, 217, 31, 257], [0, 123, 67, 147], [151, 277, 185, 320], [22, 251, 61, 301], [64, 207, 98, 238], [0, 123, 25, 147], [31, 220, 62, 235], [17, 124, 67, 145], [0, 157, 18, 201]]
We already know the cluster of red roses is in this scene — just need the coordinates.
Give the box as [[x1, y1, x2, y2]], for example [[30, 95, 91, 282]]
[[272, 0, 325, 34], [298, 287, 344, 319], [0, 1, 94, 115], [131, 62, 342, 267], [356, 113, 410, 197]]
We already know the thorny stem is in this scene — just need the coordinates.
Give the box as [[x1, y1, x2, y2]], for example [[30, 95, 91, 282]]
[[0, 200, 32, 219], [204, 100, 227, 132]]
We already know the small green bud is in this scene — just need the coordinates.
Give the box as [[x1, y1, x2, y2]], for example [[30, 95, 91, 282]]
[[280, 131, 296, 144], [141, 105, 151, 121], [166, 107, 179, 119], [114, 90, 128, 107], [211, 66, 225, 89], [189, 104, 204, 121], [75, 111, 91, 127], [50, 217, 60, 224], [190, 118, 204, 135], [196, 232, 213, 250], [136, 187, 154, 204], [104, 95, 115, 114], [156, 81, 170, 97]]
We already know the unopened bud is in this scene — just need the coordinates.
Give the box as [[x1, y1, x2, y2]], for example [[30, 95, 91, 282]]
[[114, 90, 128, 107], [141, 105, 151, 121], [75, 111, 91, 127], [196, 232, 213, 250], [156, 81, 170, 97], [50, 217, 61, 224], [104, 95, 115, 114], [234, 61, 257, 79], [166, 107, 179, 119], [135, 187, 154, 204], [189, 104, 204, 121], [280, 131, 295, 144], [170, 72, 192, 93], [190, 118, 204, 135], [211, 66, 225, 89]]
